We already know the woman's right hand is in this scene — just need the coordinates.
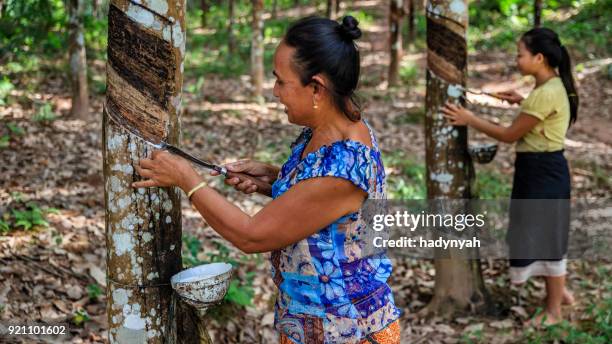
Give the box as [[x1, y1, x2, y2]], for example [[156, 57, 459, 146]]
[[210, 160, 279, 196], [492, 90, 524, 105]]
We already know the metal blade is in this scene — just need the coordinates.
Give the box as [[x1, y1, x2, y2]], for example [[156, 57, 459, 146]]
[[105, 102, 227, 175]]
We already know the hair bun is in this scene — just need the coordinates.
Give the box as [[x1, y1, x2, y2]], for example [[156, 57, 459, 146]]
[[338, 16, 362, 40]]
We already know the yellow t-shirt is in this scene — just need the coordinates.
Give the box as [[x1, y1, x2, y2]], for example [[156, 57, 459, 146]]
[[516, 77, 571, 152]]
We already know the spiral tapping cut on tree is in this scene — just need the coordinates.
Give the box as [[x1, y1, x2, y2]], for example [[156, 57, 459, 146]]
[[422, 0, 491, 317], [103, 1, 207, 343]]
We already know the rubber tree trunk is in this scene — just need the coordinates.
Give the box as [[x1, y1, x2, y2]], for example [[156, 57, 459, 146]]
[[271, 0, 278, 19], [388, 0, 404, 87], [534, 0, 542, 27], [406, 0, 415, 43], [422, 0, 489, 317], [103, 1, 208, 343], [251, 0, 265, 101], [326, 0, 337, 19], [200, 0, 209, 27], [228, 0, 236, 54], [68, 0, 89, 119]]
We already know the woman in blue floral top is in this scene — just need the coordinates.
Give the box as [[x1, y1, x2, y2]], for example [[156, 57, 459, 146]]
[[133, 16, 401, 343]]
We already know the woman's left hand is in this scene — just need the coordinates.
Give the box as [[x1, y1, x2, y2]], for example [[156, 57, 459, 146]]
[[442, 101, 474, 126], [132, 150, 199, 190]]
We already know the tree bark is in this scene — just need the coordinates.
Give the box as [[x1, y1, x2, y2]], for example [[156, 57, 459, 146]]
[[93, 0, 99, 18], [388, 0, 404, 87], [534, 0, 542, 28], [251, 0, 265, 101], [422, 0, 490, 318], [271, 0, 278, 19], [103, 1, 208, 343], [68, 0, 89, 119], [326, 0, 337, 19], [200, 0, 209, 27], [228, 0, 236, 54], [406, 0, 415, 43]]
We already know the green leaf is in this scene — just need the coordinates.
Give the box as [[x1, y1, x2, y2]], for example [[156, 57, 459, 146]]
[[46, 207, 61, 215], [0, 136, 9, 148], [225, 280, 253, 307], [72, 309, 90, 326], [14, 219, 32, 230], [0, 219, 10, 234], [6, 122, 25, 136]]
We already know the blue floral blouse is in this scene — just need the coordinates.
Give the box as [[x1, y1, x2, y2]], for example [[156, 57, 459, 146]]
[[270, 120, 401, 343]]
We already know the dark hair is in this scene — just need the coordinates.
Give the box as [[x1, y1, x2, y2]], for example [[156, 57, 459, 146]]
[[283, 15, 363, 121], [521, 28, 579, 126]]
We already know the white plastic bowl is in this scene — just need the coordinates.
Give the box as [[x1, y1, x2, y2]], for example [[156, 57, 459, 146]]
[[171, 262, 233, 309]]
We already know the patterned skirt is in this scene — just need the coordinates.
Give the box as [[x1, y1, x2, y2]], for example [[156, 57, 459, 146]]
[[279, 319, 401, 344]]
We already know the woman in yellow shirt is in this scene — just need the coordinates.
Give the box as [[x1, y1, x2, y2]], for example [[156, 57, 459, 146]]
[[442, 28, 579, 326]]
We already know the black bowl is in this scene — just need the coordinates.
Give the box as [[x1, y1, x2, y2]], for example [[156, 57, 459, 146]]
[[469, 143, 498, 164]]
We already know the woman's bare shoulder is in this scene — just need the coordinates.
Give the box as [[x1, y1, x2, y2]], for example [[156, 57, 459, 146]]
[[346, 120, 373, 148]]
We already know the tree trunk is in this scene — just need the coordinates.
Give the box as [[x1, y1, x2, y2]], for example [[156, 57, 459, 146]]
[[93, 0, 99, 18], [406, 0, 415, 43], [68, 0, 89, 119], [326, 0, 337, 19], [228, 0, 236, 54], [422, 0, 490, 318], [103, 1, 209, 343], [251, 0, 264, 101], [271, 0, 278, 19], [534, 0, 542, 28], [336, 0, 341, 14], [388, 0, 404, 87], [200, 0, 209, 27]]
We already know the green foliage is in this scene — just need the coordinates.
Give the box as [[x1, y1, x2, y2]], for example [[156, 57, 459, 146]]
[[468, 0, 611, 57], [343, 10, 375, 30], [472, 169, 512, 199], [523, 298, 612, 343], [399, 60, 419, 85], [87, 284, 104, 301], [225, 273, 256, 307], [12, 202, 49, 230], [0, 218, 10, 233], [1, 122, 25, 148], [254, 140, 292, 166], [383, 152, 426, 200], [0, 200, 57, 234], [83, 14, 108, 60], [185, 2, 253, 78], [460, 328, 484, 344], [0, 0, 68, 59], [33, 102, 58, 123], [72, 308, 90, 327], [0, 136, 9, 149], [7, 122, 25, 136], [185, 76, 205, 95], [0, 76, 15, 105]]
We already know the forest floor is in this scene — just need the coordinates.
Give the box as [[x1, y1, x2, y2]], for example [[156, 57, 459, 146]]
[[0, 1, 610, 343]]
